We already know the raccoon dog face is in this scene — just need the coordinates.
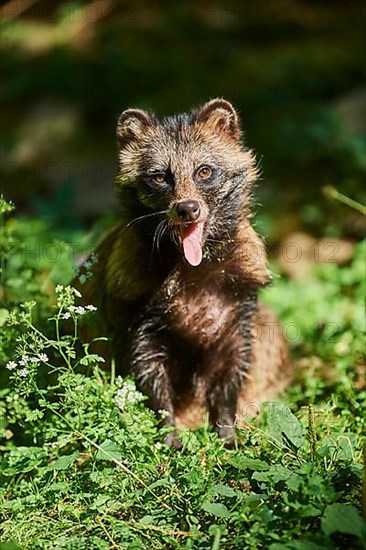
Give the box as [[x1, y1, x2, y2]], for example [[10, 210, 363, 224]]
[[115, 99, 257, 266]]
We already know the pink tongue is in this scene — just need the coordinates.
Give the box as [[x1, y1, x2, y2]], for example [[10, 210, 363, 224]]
[[182, 223, 203, 266]]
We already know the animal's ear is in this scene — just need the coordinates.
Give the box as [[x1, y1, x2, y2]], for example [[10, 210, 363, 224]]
[[116, 109, 156, 146], [194, 99, 240, 140]]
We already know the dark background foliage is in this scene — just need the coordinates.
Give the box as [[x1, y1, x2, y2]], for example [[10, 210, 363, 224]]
[[1, 0, 366, 240]]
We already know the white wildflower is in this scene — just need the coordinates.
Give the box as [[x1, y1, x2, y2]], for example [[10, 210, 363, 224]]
[[72, 287, 82, 298], [115, 376, 124, 387], [55, 284, 63, 293], [62, 312, 71, 320], [19, 368, 29, 378], [115, 382, 143, 410], [90, 253, 98, 264], [38, 353, 48, 363], [19, 356, 30, 366], [6, 361, 17, 370], [158, 409, 170, 419], [85, 305, 97, 312], [68, 306, 86, 315]]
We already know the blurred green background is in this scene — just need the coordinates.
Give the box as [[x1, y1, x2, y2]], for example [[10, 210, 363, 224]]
[[1, 0, 366, 241]]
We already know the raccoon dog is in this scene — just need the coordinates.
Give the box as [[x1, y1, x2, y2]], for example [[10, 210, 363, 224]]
[[75, 99, 290, 447]]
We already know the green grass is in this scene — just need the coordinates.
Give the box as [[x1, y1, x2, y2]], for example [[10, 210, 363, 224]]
[[0, 198, 365, 549]]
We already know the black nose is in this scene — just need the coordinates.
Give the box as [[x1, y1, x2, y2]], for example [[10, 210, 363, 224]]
[[174, 200, 201, 222]]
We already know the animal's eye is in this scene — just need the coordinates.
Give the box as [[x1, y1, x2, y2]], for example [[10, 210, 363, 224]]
[[197, 165, 212, 180], [152, 173, 166, 184]]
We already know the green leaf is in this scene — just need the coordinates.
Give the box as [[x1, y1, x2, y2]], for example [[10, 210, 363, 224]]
[[319, 434, 356, 461], [25, 409, 44, 422], [229, 456, 270, 471], [45, 482, 69, 493], [0, 308, 9, 326], [335, 435, 356, 460], [270, 465, 302, 491], [139, 515, 154, 525], [79, 353, 105, 366], [267, 404, 306, 449], [209, 525, 222, 550], [299, 505, 320, 518], [285, 472, 303, 492], [89, 495, 110, 510], [213, 484, 237, 497], [148, 478, 172, 490], [245, 494, 266, 510], [202, 502, 230, 518], [322, 503, 366, 541], [2, 448, 47, 475], [252, 471, 270, 482], [49, 452, 78, 471], [95, 439, 124, 462], [253, 465, 302, 491]]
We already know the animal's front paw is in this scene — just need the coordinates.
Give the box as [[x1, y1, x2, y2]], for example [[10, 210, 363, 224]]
[[164, 430, 183, 450]]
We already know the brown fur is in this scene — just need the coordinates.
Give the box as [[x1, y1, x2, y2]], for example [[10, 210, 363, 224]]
[[73, 99, 291, 446]]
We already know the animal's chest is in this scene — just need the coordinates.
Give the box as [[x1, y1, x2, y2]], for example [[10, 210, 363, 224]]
[[161, 270, 238, 347]]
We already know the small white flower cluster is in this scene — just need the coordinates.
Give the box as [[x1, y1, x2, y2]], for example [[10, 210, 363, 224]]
[[75, 253, 98, 285], [82, 253, 98, 271], [158, 409, 170, 419], [6, 353, 49, 377], [61, 304, 97, 319], [115, 381, 144, 411], [55, 285, 82, 298], [55, 284, 83, 309]]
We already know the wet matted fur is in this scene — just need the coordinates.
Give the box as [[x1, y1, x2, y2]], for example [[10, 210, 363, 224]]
[[74, 99, 291, 447]]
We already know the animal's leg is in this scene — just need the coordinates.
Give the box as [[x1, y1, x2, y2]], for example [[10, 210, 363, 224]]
[[205, 291, 257, 446], [130, 318, 181, 448]]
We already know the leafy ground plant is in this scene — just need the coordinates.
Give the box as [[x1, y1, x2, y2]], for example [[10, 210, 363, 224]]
[[0, 199, 365, 549]]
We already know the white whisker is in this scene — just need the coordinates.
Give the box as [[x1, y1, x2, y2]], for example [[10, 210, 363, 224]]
[[125, 210, 168, 229]]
